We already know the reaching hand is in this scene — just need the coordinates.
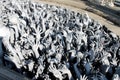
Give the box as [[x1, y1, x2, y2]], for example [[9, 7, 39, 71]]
[[58, 64, 73, 80], [48, 64, 63, 80], [110, 58, 118, 66], [80, 75, 88, 80]]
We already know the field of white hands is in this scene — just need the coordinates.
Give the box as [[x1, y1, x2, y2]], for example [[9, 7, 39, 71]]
[[0, 0, 120, 80]]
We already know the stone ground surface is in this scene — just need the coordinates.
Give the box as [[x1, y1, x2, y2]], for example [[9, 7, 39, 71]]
[[33, 0, 120, 36]]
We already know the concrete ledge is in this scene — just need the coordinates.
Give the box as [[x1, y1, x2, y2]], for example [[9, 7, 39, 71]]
[[0, 65, 30, 80], [85, 0, 120, 26]]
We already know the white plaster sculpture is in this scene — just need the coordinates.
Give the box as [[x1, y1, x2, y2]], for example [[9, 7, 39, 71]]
[[0, 0, 120, 80]]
